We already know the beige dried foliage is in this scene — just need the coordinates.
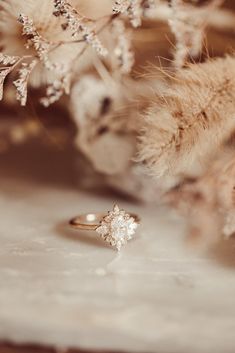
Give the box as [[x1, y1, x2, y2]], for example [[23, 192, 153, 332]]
[[169, 0, 224, 68], [165, 148, 235, 247], [0, 0, 111, 88], [113, 0, 155, 28], [13, 60, 37, 106], [138, 56, 235, 184], [53, 0, 108, 56], [0, 0, 138, 106], [112, 18, 135, 74]]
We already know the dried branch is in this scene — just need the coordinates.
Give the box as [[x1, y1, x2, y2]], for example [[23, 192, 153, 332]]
[[40, 73, 71, 107], [0, 53, 22, 101], [0, 53, 20, 66], [0, 7, 118, 106], [0, 67, 12, 100], [13, 60, 37, 106], [18, 14, 51, 67], [53, 0, 108, 56], [169, 0, 224, 68], [113, 0, 155, 27], [112, 18, 134, 74]]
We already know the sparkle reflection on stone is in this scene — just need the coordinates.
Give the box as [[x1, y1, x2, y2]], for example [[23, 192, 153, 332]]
[[96, 204, 138, 251]]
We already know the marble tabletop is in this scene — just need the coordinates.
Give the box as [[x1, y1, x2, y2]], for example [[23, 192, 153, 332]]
[[1, 144, 235, 353]]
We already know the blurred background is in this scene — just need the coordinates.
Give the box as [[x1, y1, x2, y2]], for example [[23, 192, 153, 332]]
[[0, 0, 235, 203], [0, 1, 235, 352]]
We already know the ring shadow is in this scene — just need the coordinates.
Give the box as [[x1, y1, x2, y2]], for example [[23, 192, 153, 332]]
[[55, 220, 110, 250]]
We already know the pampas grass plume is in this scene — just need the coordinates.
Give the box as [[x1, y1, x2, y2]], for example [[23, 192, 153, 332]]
[[138, 56, 235, 182]]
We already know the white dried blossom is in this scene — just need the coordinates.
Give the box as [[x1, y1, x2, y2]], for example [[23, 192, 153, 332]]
[[113, 0, 131, 13], [18, 14, 51, 66], [113, 0, 142, 27], [13, 60, 37, 106], [113, 19, 134, 74], [40, 81, 63, 107], [113, 0, 155, 27], [168, 0, 197, 68], [0, 0, 99, 88], [0, 67, 12, 101], [0, 53, 20, 66], [53, 0, 108, 56], [129, 0, 143, 27], [0, 53, 21, 100], [54, 0, 87, 36], [18, 12, 74, 101], [169, 0, 222, 68], [83, 29, 108, 57], [40, 73, 71, 107]]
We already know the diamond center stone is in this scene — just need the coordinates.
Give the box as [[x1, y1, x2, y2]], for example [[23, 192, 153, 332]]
[[111, 216, 126, 238], [96, 204, 138, 250]]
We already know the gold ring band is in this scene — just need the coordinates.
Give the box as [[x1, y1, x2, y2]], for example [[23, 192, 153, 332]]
[[69, 212, 140, 230]]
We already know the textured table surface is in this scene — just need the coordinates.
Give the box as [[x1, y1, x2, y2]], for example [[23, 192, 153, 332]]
[[1, 144, 235, 353]]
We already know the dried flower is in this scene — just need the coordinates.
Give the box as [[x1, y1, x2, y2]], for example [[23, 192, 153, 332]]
[[165, 148, 235, 246], [40, 72, 71, 107], [0, 53, 21, 100], [13, 60, 37, 106], [113, 0, 155, 27], [18, 13, 51, 67], [113, 0, 131, 14], [169, 0, 224, 68], [0, 53, 20, 66], [112, 19, 134, 74], [0, 67, 12, 101], [138, 56, 235, 183], [53, 0, 108, 56], [0, 0, 104, 89], [129, 0, 143, 27]]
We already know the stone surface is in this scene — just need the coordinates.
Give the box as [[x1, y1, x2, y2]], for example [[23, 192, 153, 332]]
[[1, 144, 235, 353]]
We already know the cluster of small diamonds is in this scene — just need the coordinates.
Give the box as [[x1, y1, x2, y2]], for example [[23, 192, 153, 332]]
[[96, 204, 138, 251]]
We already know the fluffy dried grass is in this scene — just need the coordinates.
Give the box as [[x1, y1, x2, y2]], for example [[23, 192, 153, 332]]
[[165, 147, 235, 246], [138, 55, 235, 184]]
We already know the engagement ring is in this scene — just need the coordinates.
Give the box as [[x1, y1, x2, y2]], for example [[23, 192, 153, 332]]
[[69, 204, 140, 251]]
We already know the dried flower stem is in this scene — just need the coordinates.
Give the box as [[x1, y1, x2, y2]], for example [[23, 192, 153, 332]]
[[113, 0, 155, 27], [53, 0, 108, 56], [0, 53, 35, 102], [169, 0, 224, 68], [18, 14, 51, 68], [13, 60, 38, 106], [112, 18, 134, 74], [0, 2, 135, 107], [0, 54, 21, 101]]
